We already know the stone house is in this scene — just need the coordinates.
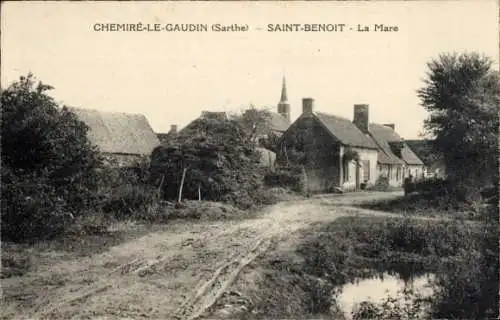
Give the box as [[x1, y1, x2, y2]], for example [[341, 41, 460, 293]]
[[368, 123, 406, 186], [368, 123, 425, 184], [276, 98, 425, 192], [69, 107, 161, 167], [277, 99, 379, 192]]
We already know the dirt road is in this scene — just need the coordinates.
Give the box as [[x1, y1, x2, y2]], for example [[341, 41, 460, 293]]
[[2, 191, 403, 319]]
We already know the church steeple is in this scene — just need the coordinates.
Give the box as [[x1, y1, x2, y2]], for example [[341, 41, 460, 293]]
[[277, 76, 291, 122], [280, 76, 288, 103]]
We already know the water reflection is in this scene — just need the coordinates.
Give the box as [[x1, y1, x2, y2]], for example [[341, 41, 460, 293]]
[[336, 273, 434, 319]]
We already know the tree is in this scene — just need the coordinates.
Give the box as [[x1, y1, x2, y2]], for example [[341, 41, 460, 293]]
[[230, 105, 273, 147], [417, 52, 500, 200], [1, 74, 102, 241], [418, 53, 499, 318]]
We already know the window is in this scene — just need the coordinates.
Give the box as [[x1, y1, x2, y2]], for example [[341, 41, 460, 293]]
[[362, 160, 370, 181], [388, 166, 393, 180], [396, 166, 401, 181]]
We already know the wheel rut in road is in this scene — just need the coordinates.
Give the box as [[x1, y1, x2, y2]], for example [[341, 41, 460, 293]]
[[173, 237, 272, 320]]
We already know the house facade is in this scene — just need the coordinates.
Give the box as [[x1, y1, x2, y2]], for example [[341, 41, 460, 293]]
[[369, 124, 407, 186], [276, 94, 425, 192], [277, 99, 379, 192], [69, 107, 161, 167]]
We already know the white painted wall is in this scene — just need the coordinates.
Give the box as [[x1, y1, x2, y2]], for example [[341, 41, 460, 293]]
[[377, 163, 404, 187], [406, 164, 425, 180], [340, 146, 378, 190]]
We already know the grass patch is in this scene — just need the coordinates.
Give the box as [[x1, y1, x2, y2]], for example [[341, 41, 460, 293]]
[[356, 192, 480, 220], [297, 216, 476, 285], [1, 217, 159, 279]]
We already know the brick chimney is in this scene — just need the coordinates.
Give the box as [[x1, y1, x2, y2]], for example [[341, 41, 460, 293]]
[[353, 104, 369, 134], [302, 98, 314, 114], [383, 123, 395, 130], [170, 124, 178, 134]]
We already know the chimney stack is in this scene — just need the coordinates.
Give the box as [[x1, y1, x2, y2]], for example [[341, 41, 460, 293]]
[[302, 98, 314, 114], [353, 104, 369, 134], [383, 123, 395, 130], [170, 124, 178, 133]]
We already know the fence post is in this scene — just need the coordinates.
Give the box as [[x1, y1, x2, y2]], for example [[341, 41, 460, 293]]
[[178, 167, 188, 203]]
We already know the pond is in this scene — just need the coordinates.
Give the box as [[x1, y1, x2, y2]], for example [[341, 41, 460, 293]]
[[336, 273, 435, 319]]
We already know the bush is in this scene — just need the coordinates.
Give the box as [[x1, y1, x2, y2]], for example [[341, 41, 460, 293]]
[[352, 287, 429, 320], [151, 117, 271, 210], [412, 178, 449, 196], [300, 275, 335, 314], [101, 183, 159, 218], [1, 169, 73, 241], [1, 74, 102, 242], [428, 197, 499, 319], [264, 167, 305, 193], [96, 158, 160, 220]]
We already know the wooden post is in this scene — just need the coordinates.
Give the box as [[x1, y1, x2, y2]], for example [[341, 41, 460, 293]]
[[157, 174, 165, 199], [178, 167, 188, 203], [198, 182, 201, 201]]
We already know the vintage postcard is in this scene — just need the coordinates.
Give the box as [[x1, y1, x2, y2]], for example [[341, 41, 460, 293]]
[[2, 1, 499, 319]]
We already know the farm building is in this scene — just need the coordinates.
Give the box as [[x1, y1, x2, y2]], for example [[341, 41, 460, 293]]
[[68, 107, 161, 167]]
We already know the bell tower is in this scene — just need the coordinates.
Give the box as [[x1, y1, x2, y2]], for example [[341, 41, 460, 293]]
[[277, 76, 291, 122]]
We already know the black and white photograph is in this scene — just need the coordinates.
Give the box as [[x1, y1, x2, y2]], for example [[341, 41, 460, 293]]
[[1, 1, 499, 319]]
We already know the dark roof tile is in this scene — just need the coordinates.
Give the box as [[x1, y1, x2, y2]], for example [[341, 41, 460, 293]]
[[315, 112, 378, 149], [369, 124, 424, 165]]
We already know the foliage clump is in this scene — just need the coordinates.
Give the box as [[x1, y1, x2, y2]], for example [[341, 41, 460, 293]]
[[417, 52, 499, 201], [1, 74, 103, 242], [150, 116, 274, 209]]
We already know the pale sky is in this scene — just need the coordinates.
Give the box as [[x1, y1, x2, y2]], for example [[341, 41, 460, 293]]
[[2, 1, 498, 139]]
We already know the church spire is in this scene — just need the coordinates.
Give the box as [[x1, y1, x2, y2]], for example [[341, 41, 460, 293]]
[[277, 76, 291, 122], [279, 76, 288, 103]]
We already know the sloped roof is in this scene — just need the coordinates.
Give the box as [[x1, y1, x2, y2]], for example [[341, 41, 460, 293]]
[[68, 107, 161, 155], [267, 112, 291, 133], [369, 124, 424, 165], [315, 112, 378, 149], [400, 143, 425, 165], [368, 124, 406, 165]]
